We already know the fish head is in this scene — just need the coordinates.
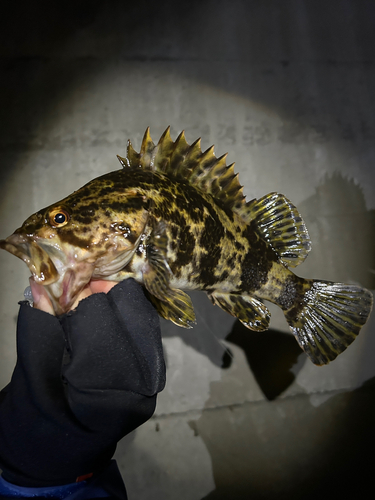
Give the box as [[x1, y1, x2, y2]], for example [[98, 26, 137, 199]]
[[0, 174, 149, 314]]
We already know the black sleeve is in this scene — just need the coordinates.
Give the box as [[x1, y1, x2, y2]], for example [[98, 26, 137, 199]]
[[0, 279, 165, 487]]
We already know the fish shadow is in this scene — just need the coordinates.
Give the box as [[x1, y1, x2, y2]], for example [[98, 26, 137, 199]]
[[223, 321, 305, 400]]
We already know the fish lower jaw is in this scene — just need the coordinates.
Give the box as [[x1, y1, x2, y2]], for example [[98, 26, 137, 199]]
[[43, 263, 96, 314]]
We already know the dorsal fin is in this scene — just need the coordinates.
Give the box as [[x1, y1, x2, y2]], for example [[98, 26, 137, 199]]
[[244, 192, 312, 267], [117, 127, 247, 215]]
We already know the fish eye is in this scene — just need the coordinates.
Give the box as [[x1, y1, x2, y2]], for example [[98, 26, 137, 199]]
[[54, 213, 66, 224], [49, 208, 70, 227]]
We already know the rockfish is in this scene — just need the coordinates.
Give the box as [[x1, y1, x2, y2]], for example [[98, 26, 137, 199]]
[[0, 128, 372, 365]]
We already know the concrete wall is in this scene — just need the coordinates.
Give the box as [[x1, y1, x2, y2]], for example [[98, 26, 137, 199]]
[[0, 1, 374, 498]]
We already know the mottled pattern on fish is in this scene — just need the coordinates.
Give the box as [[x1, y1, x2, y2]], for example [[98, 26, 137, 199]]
[[0, 127, 373, 365]]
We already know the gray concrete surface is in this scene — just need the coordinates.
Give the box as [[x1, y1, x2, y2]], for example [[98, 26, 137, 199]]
[[0, 1, 374, 498]]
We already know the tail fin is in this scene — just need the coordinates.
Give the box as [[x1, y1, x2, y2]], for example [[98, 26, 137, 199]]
[[284, 280, 373, 365]]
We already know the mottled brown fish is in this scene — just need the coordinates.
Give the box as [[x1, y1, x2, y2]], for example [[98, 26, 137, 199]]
[[0, 127, 373, 365]]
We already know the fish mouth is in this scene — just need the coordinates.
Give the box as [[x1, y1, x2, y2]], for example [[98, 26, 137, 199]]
[[0, 233, 59, 285], [0, 233, 96, 314]]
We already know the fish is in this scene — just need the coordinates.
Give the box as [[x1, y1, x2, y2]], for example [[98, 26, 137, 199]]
[[0, 127, 373, 365]]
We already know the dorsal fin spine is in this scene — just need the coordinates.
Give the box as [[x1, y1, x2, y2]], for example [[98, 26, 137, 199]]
[[152, 126, 174, 173], [139, 127, 155, 170], [117, 155, 128, 168], [126, 140, 140, 167], [157, 126, 172, 145], [169, 131, 190, 173]]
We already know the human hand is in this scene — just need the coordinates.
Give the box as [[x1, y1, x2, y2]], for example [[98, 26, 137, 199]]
[[3, 277, 164, 488], [29, 278, 118, 315]]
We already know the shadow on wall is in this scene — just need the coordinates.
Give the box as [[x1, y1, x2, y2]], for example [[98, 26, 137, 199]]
[[298, 172, 375, 289], [222, 324, 305, 401], [160, 291, 236, 369], [193, 376, 375, 500]]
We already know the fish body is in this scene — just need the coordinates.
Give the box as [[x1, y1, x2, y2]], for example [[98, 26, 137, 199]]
[[0, 127, 373, 365]]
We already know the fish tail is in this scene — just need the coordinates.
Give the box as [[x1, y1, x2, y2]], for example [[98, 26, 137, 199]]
[[283, 279, 373, 365]]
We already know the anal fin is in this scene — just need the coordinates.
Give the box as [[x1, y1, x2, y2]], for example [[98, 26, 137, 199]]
[[209, 292, 270, 331], [143, 220, 196, 328]]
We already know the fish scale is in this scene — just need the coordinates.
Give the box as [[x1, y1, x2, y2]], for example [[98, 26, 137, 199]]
[[0, 127, 373, 365]]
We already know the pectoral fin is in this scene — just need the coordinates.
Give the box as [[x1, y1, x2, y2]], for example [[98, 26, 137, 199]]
[[209, 292, 270, 331], [147, 291, 196, 329], [143, 220, 196, 328]]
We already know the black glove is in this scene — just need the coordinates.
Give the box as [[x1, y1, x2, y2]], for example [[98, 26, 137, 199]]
[[0, 279, 165, 488]]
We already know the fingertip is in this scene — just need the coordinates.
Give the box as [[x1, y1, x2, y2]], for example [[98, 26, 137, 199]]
[[89, 280, 118, 294], [70, 284, 93, 311], [29, 278, 55, 316]]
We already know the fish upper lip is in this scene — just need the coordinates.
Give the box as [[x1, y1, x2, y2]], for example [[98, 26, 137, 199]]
[[0, 233, 32, 263], [0, 233, 60, 284]]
